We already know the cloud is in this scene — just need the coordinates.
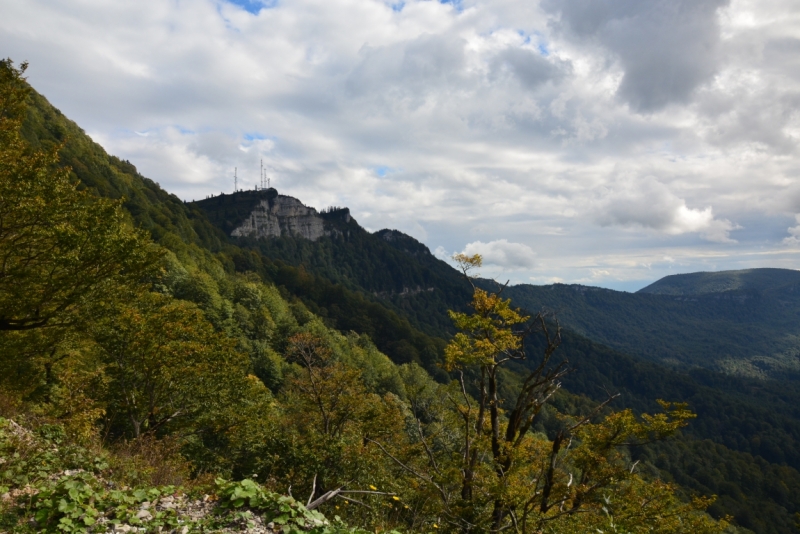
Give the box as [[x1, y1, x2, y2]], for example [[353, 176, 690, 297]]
[[461, 240, 537, 269], [593, 176, 740, 242], [543, 0, 729, 112], [347, 33, 468, 100], [489, 47, 567, 90], [784, 215, 800, 247]]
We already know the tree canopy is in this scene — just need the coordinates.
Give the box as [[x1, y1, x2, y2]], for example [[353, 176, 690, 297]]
[[0, 59, 158, 334]]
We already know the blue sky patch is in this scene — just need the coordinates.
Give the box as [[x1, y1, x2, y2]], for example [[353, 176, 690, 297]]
[[243, 132, 267, 141], [438, 0, 464, 12], [538, 42, 549, 56], [224, 0, 276, 15], [374, 166, 394, 177]]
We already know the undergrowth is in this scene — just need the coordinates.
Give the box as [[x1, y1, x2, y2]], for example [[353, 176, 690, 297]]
[[0, 417, 382, 533]]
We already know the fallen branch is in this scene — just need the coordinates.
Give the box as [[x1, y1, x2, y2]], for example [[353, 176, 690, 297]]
[[307, 487, 343, 510]]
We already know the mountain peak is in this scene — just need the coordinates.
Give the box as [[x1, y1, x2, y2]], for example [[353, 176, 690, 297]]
[[191, 188, 356, 240]]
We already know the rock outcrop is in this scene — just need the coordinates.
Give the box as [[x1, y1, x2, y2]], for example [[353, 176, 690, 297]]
[[232, 194, 326, 241]]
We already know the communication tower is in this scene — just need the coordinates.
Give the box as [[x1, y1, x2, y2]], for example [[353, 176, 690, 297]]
[[258, 159, 271, 190], [260, 159, 265, 190]]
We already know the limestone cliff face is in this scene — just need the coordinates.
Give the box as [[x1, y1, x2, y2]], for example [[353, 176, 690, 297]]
[[231, 194, 326, 241]]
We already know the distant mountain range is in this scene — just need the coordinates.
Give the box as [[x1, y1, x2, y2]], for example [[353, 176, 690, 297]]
[[640, 268, 800, 296], [494, 269, 800, 380]]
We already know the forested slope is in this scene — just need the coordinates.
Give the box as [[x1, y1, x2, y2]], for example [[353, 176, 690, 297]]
[[192, 193, 473, 338], [639, 268, 800, 296], [495, 280, 800, 379], [190, 179, 800, 530]]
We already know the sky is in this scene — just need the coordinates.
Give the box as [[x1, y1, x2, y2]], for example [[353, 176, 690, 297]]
[[2, 0, 800, 291]]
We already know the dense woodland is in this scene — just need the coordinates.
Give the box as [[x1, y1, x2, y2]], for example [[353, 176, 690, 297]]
[[0, 58, 791, 533]]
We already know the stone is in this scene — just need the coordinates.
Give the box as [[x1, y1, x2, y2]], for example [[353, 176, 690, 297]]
[[231, 195, 325, 241], [136, 509, 153, 521]]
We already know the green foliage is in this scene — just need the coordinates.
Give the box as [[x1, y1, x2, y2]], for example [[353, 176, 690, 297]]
[[262, 261, 449, 378], [0, 59, 159, 334], [360, 262, 726, 533], [639, 268, 800, 296], [91, 289, 256, 440], [0, 417, 379, 534], [30, 472, 182, 533], [216, 478, 329, 531], [0, 419, 107, 495]]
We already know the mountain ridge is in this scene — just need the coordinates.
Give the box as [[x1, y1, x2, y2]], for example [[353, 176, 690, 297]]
[[493, 271, 800, 380], [638, 267, 800, 296]]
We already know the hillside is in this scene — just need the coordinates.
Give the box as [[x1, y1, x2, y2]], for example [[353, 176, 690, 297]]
[[191, 191, 473, 337], [639, 268, 800, 296], [495, 277, 800, 379], [191, 192, 800, 530], [4, 62, 798, 532]]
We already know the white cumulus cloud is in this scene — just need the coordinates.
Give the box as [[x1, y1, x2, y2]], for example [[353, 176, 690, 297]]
[[461, 240, 537, 270], [784, 215, 800, 246], [593, 176, 740, 243]]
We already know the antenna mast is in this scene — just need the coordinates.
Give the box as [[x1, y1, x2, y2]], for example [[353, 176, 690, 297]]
[[234, 167, 238, 192]]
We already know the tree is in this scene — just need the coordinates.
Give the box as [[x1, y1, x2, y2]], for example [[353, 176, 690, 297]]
[[0, 59, 158, 334], [371, 254, 725, 533], [284, 332, 367, 438], [272, 333, 403, 507], [91, 290, 252, 439], [444, 254, 569, 527]]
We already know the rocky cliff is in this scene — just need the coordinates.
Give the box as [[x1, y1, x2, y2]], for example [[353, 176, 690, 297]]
[[231, 192, 327, 241], [191, 188, 355, 241]]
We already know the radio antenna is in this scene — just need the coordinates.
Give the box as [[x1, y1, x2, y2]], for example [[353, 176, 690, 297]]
[[234, 167, 238, 192]]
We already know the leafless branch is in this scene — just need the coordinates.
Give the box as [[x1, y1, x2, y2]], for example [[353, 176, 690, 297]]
[[307, 473, 317, 506], [307, 487, 343, 510], [337, 495, 373, 509]]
